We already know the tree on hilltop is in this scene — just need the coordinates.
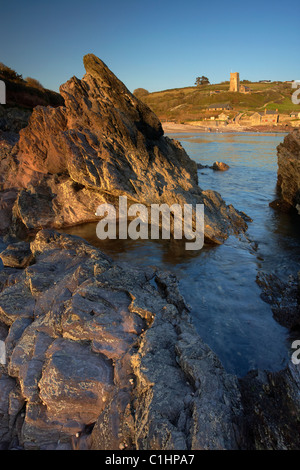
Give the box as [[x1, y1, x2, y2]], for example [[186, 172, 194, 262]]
[[133, 88, 149, 99], [0, 62, 23, 82], [195, 76, 210, 86]]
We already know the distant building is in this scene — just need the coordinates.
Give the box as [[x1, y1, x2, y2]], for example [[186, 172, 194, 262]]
[[259, 80, 271, 83], [261, 109, 279, 124], [229, 72, 251, 93], [239, 84, 251, 94], [218, 112, 229, 121], [290, 111, 300, 118], [249, 109, 279, 125], [207, 103, 233, 111], [230, 72, 240, 92]]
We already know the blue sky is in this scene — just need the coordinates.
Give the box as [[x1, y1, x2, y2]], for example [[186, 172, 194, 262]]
[[1, 0, 299, 93]]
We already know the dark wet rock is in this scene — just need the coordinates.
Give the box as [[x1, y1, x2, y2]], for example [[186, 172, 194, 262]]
[[196, 163, 210, 169], [0, 106, 31, 134], [239, 362, 300, 450], [269, 198, 296, 213], [257, 272, 300, 329], [196, 161, 230, 171], [211, 161, 230, 171], [271, 129, 300, 214], [1, 54, 247, 244]]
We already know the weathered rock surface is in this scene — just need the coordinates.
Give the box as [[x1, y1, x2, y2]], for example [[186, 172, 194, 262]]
[[240, 362, 300, 450], [272, 129, 300, 214], [0, 230, 244, 450], [257, 272, 300, 329], [1, 54, 247, 244], [0, 241, 33, 268], [0, 230, 299, 450]]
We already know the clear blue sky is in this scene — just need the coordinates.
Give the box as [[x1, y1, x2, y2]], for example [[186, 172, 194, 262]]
[[1, 0, 299, 93]]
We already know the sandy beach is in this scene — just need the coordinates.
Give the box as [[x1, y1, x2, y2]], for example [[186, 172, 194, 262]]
[[162, 121, 292, 134], [162, 121, 242, 133]]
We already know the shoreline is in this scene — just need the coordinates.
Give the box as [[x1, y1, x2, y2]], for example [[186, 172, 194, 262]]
[[162, 121, 292, 134]]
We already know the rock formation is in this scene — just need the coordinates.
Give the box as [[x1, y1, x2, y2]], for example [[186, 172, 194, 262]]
[[271, 129, 300, 214], [212, 161, 230, 171], [0, 230, 244, 450], [240, 362, 300, 450], [197, 161, 230, 171], [0, 54, 247, 244]]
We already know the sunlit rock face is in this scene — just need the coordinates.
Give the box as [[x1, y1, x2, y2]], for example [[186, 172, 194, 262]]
[[1, 54, 247, 243]]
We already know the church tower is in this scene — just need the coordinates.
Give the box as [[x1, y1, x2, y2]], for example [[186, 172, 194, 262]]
[[230, 72, 240, 92]]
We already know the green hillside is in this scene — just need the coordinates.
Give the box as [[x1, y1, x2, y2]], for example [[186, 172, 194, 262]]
[[138, 81, 300, 122]]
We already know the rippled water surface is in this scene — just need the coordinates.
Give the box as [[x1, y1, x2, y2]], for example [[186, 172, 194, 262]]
[[61, 132, 300, 376]]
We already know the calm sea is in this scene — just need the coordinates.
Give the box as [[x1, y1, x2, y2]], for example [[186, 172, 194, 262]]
[[61, 132, 300, 376]]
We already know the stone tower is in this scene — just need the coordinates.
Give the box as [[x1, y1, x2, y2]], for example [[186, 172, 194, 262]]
[[230, 72, 240, 92]]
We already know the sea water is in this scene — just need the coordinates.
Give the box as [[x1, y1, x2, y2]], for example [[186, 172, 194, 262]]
[[60, 132, 300, 376]]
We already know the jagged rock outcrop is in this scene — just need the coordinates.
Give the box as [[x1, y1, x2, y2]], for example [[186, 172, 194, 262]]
[[271, 129, 300, 214], [1, 54, 247, 244], [0, 230, 244, 450]]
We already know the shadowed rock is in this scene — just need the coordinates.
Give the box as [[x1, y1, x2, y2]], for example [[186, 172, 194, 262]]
[[212, 161, 230, 171], [271, 129, 300, 214], [240, 362, 300, 450]]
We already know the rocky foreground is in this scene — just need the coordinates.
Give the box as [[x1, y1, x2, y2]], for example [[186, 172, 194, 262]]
[[0, 230, 299, 450]]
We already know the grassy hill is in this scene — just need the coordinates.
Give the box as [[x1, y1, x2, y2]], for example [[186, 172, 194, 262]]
[[0, 63, 63, 110], [138, 81, 300, 122]]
